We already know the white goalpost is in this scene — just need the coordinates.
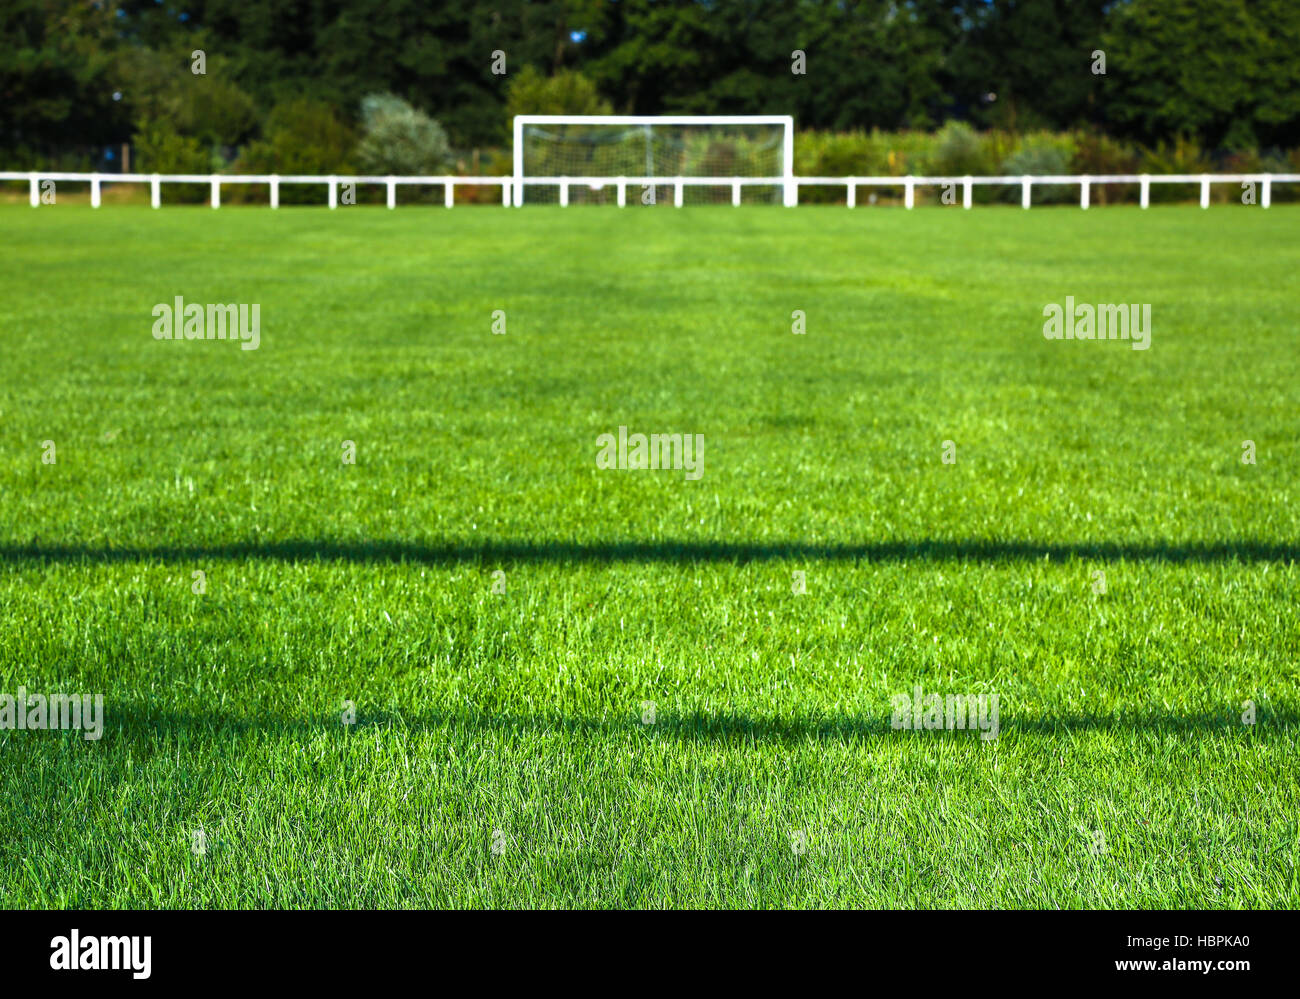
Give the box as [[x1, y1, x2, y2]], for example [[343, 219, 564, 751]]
[[511, 114, 796, 207]]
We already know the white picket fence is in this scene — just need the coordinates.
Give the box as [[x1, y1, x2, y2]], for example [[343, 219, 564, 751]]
[[3, 170, 1295, 209]]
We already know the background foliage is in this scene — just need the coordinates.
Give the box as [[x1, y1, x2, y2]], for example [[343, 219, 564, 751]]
[[3, 0, 1299, 181]]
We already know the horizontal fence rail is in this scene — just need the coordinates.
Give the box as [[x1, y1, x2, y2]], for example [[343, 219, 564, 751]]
[[4, 171, 1297, 209]]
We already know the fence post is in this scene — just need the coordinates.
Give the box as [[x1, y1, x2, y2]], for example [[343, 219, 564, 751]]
[[16, 170, 1275, 213]]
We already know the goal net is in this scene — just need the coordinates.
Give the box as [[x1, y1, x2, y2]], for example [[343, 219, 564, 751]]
[[512, 115, 794, 206]]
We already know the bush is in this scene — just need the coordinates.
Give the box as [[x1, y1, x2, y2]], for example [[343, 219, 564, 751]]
[[132, 119, 210, 202], [1070, 130, 1140, 204], [188, 78, 259, 149], [505, 66, 612, 119], [999, 137, 1073, 203], [356, 94, 452, 176], [232, 99, 357, 203], [796, 129, 963, 204], [797, 130, 883, 177], [795, 131, 870, 202], [1138, 136, 1212, 203], [447, 147, 511, 204], [925, 120, 997, 177]]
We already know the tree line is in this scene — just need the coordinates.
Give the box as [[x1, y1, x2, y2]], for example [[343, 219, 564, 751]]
[[4, 0, 1298, 172]]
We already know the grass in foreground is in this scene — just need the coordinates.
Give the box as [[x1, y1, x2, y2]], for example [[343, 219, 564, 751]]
[[0, 203, 1297, 908]]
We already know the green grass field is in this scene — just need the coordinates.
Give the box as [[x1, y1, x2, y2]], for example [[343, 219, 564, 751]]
[[1, 203, 1297, 908]]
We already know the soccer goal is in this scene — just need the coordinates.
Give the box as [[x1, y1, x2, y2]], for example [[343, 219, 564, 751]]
[[511, 115, 795, 207]]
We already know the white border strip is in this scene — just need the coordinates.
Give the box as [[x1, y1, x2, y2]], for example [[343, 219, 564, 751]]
[[4, 171, 1295, 210]]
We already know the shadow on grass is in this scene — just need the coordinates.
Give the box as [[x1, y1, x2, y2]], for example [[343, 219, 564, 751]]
[[18, 706, 1289, 747], [0, 538, 1297, 565]]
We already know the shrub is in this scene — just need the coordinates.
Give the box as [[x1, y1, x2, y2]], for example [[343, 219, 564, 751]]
[[999, 137, 1073, 204], [1135, 136, 1212, 204], [132, 119, 209, 202], [505, 66, 612, 118], [1261, 148, 1300, 202], [232, 99, 357, 203], [925, 120, 997, 177], [795, 130, 871, 202], [1070, 130, 1140, 204], [356, 93, 452, 176], [188, 78, 259, 149]]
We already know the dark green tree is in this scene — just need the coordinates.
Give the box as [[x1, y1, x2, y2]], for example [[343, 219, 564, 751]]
[[1102, 0, 1300, 149], [0, 0, 131, 161]]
